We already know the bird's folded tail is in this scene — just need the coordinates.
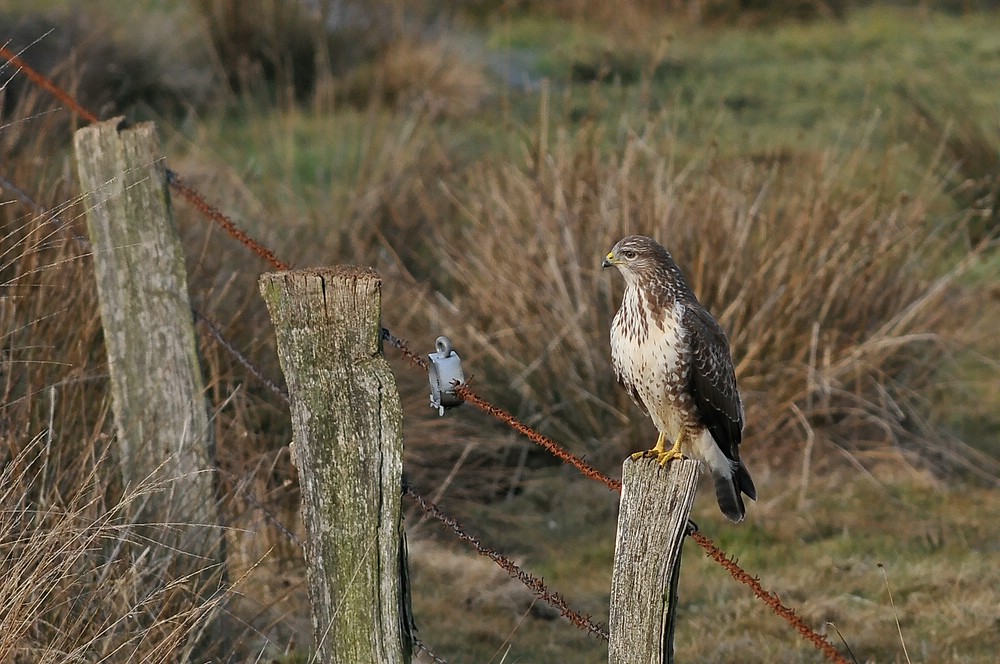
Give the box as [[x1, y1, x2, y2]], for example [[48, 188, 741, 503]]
[[715, 462, 756, 523]]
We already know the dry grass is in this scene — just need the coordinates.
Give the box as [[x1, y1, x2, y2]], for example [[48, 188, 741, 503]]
[[1, 3, 998, 661], [170, 91, 999, 501], [0, 435, 231, 662], [401, 101, 996, 486], [0, 81, 292, 662], [0, 103, 226, 661]]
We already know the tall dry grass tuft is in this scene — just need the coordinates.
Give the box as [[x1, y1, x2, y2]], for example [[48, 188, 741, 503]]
[[0, 134, 236, 655], [0, 85, 276, 661], [167, 90, 997, 498], [0, 435, 230, 662], [0, 84, 106, 468], [404, 105, 996, 485]]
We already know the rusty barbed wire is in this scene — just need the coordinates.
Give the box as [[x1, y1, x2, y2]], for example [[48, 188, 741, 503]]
[[453, 383, 623, 494], [0, 43, 610, 649], [2, 47, 857, 661], [385, 327, 622, 494], [0, 45, 100, 124], [382, 327, 430, 370], [403, 480, 609, 641], [688, 531, 849, 664], [413, 638, 449, 664], [0, 41, 290, 274], [165, 170, 291, 272], [199, 310, 609, 652], [194, 309, 289, 404]]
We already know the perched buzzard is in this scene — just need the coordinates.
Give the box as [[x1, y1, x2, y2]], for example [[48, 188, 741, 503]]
[[602, 235, 756, 522]]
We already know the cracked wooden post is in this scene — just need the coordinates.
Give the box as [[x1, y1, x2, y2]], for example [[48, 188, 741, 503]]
[[609, 458, 700, 664], [259, 267, 411, 664], [74, 117, 223, 566]]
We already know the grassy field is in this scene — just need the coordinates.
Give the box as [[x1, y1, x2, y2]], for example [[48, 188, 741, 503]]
[[407, 470, 1000, 663], [1, 1, 999, 662]]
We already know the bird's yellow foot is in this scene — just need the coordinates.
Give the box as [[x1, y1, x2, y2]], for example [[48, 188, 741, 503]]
[[653, 445, 686, 467], [630, 432, 686, 466]]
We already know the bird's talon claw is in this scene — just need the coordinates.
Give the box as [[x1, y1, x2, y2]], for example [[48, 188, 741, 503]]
[[656, 450, 686, 467]]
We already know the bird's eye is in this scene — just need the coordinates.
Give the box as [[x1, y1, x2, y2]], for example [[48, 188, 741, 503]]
[[622, 250, 637, 260]]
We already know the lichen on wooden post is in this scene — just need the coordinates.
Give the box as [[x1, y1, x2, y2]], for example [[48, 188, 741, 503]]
[[74, 117, 222, 563], [609, 458, 700, 664], [259, 267, 410, 664]]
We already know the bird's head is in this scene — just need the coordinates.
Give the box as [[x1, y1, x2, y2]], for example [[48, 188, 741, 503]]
[[602, 235, 672, 284]]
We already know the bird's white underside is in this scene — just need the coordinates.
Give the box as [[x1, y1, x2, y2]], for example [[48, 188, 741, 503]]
[[611, 286, 733, 480]]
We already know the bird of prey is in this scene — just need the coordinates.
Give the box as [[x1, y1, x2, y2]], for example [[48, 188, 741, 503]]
[[602, 235, 756, 522]]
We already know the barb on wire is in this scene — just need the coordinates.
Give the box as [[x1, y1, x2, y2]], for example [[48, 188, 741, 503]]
[[194, 309, 289, 404], [382, 327, 430, 370], [403, 480, 609, 641], [381, 328, 619, 491], [0, 45, 293, 275], [166, 171, 291, 272], [452, 383, 623, 494], [413, 638, 449, 664], [0, 44, 100, 124], [689, 532, 849, 664]]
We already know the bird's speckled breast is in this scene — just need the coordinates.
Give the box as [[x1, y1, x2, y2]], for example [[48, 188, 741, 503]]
[[610, 286, 693, 440]]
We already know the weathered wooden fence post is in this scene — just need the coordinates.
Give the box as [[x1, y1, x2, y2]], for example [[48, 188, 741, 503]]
[[609, 458, 700, 664], [74, 118, 223, 564], [259, 267, 411, 663]]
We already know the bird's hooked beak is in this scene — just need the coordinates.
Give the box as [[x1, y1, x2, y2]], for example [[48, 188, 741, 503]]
[[602, 250, 617, 269]]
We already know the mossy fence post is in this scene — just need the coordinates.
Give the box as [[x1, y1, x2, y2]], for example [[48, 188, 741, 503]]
[[609, 458, 700, 664], [74, 117, 225, 639], [259, 267, 411, 663]]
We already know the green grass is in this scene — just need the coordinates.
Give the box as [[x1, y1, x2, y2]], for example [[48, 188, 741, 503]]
[[482, 7, 1000, 159], [408, 471, 1000, 663], [174, 6, 1000, 224]]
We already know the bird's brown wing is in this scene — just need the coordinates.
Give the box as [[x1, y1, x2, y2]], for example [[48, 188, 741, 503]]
[[683, 303, 743, 461]]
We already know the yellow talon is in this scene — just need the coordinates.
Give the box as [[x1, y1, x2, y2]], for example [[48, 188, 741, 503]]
[[655, 433, 686, 467], [630, 432, 687, 466]]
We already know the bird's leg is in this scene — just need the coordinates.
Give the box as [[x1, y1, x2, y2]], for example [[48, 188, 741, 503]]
[[630, 432, 676, 462], [654, 432, 686, 467]]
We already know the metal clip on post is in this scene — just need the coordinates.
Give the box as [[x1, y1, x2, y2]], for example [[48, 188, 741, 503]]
[[427, 336, 465, 416]]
